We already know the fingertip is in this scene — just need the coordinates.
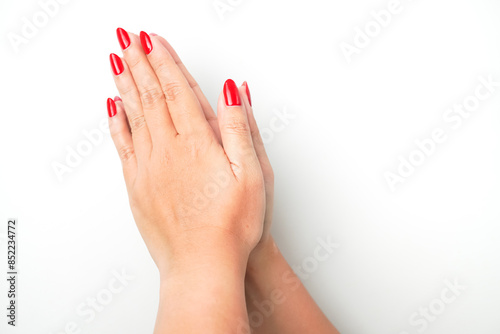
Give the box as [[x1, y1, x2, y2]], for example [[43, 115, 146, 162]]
[[140, 31, 153, 54], [109, 53, 124, 76], [116, 27, 131, 50], [242, 81, 252, 106], [107, 98, 117, 117], [223, 79, 241, 106], [238, 83, 252, 112], [108, 96, 131, 140], [114, 96, 122, 102]]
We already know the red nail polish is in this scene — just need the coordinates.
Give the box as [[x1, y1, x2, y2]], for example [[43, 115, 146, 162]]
[[110, 53, 124, 75], [114, 96, 122, 102], [243, 81, 252, 106], [107, 98, 117, 117], [116, 28, 130, 50], [140, 31, 153, 54], [224, 79, 241, 106]]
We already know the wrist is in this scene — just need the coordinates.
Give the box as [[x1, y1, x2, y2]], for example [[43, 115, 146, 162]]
[[160, 230, 250, 282], [246, 235, 280, 281], [156, 237, 250, 333]]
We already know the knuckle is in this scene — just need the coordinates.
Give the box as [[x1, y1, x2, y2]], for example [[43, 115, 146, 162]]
[[154, 60, 170, 76], [224, 117, 249, 136], [129, 114, 147, 133], [139, 86, 163, 106], [109, 121, 122, 137], [180, 139, 203, 159], [161, 81, 185, 102], [119, 85, 136, 99], [127, 55, 142, 70], [118, 145, 135, 163]]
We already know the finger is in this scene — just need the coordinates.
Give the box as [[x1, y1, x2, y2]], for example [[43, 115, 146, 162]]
[[107, 98, 137, 186], [114, 96, 131, 131], [151, 33, 221, 142], [110, 52, 152, 160], [142, 32, 212, 137], [117, 28, 177, 142], [239, 82, 273, 176], [238, 82, 275, 228], [217, 79, 257, 177]]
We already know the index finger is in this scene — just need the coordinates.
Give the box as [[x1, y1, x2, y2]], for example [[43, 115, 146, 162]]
[[151, 33, 221, 142]]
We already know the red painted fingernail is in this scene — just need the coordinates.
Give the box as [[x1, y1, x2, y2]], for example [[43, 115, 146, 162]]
[[224, 79, 241, 106], [107, 98, 117, 117], [140, 31, 153, 54], [114, 96, 122, 102], [110, 53, 124, 75], [243, 81, 252, 106], [116, 28, 130, 50]]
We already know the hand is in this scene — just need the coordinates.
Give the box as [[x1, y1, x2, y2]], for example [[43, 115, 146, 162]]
[[107, 29, 266, 277], [107, 29, 338, 334]]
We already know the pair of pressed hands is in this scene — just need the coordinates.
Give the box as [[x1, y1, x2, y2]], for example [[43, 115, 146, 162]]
[[107, 28, 339, 334]]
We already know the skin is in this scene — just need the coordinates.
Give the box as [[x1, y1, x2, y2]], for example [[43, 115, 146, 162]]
[[108, 30, 339, 333]]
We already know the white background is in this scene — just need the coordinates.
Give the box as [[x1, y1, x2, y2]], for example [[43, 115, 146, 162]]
[[1, 0, 500, 333]]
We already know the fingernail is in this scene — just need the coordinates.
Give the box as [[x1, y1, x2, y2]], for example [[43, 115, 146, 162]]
[[243, 81, 252, 106], [107, 98, 117, 117], [140, 31, 153, 54], [114, 96, 122, 102], [224, 79, 241, 106], [110, 53, 124, 75], [116, 28, 130, 50], [150, 33, 157, 36]]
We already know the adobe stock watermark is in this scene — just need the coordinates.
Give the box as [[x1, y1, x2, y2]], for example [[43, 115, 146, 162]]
[[385, 74, 499, 192], [340, 0, 418, 64], [396, 278, 466, 334], [237, 236, 340, 333], [212, 0, 245, 21], [260, 106, 296, 144], [48, 268, 134, 334], [7, 0, 73, 54], [181, 105, 294, 215], [51, 117, 110, 182]]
